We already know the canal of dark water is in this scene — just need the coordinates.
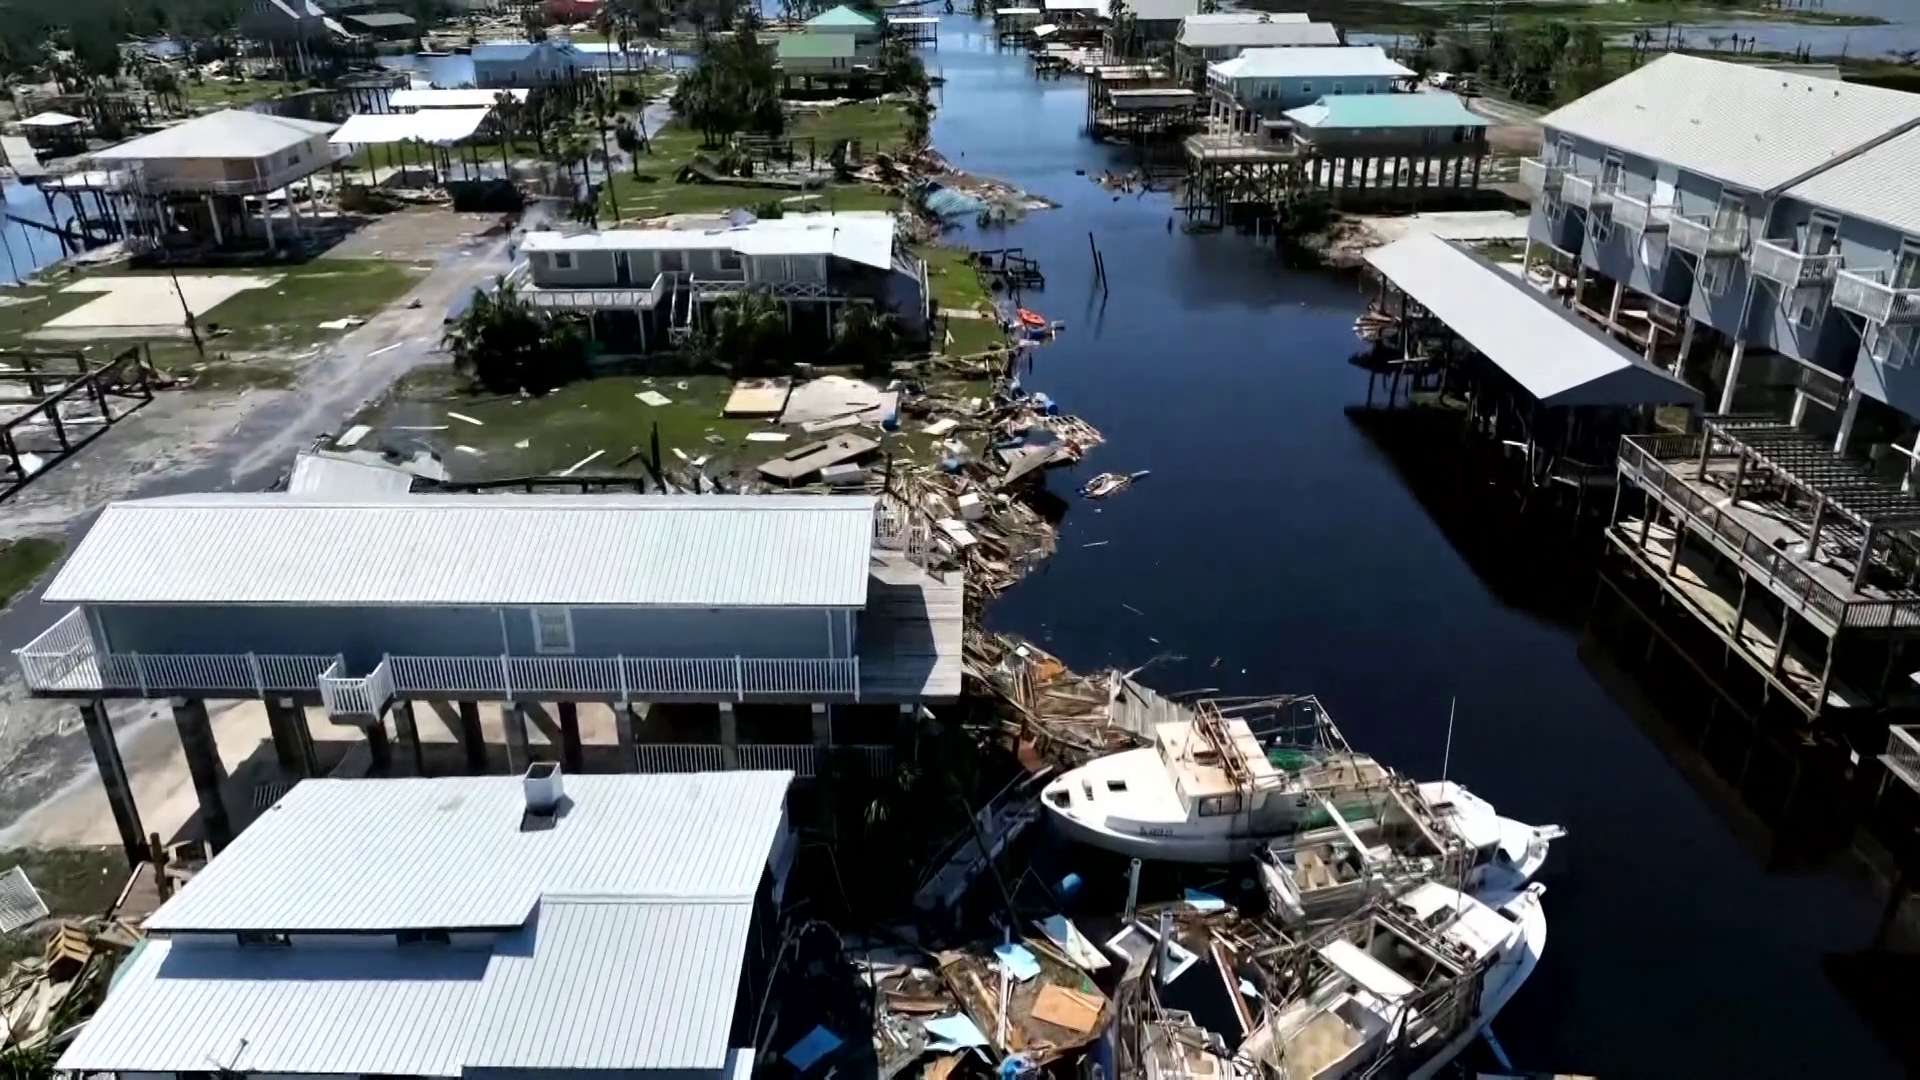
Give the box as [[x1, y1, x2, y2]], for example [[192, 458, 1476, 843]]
[[923, 17, 1905, 1078]]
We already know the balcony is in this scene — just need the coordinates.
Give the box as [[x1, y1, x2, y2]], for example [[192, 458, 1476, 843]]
[[17, 608, 864, 707], [131, 147, 353, 196], [1518, 157, 1563, 197], [1667, 213, 1749, 259], [1884, 725, 1920, 794], [1611, 192, 1671, 234], [1750, 238, 1843, 291], [1832, 266, 1920, 326], [1616, 427, 1920, 634], [1559, 172, 1612, 212], [635, 743, 894, 778], [523, 271, 671, 312]]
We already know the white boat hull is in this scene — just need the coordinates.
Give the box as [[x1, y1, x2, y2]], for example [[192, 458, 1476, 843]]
[[1407, 885, 1547, 1080], [1044, 802, 1261, 863]]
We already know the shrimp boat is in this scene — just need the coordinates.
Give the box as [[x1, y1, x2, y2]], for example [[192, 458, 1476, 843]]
[[1238, 881, 1548, 1080], [1256, 779, 1564, 927], [1041, 698, 1396, 864]]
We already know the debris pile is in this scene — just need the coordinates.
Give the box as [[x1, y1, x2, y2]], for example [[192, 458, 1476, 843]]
[[0, 917, 142, 1052], [964, 632, 1168, 763]]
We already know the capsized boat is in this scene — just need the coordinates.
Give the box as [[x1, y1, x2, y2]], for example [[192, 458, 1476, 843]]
[[1237, 882, 1547, 1080], [1256, 779, 1563, 926], [1041, 699, 1395, 864]]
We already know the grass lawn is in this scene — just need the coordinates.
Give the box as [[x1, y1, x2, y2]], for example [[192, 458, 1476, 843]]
[[0, 260, 424, 387], [940, 316, 1007, 357], [182, 78, 298, 109], [789, 100, 913, 155], [913, 243, 992, 312], [605, 118, 902, 220], [0, 537, 64, 609], [356, 370, 779, 478]]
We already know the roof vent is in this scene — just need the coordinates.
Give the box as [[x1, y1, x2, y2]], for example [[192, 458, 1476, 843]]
[[521, 761, 568, 831]]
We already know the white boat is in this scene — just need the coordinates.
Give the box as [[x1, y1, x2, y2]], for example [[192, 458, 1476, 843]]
[[1257, 780, 1563, 926], [1041, 704, 1394, 864], [1239, 881, 1547, 1080]]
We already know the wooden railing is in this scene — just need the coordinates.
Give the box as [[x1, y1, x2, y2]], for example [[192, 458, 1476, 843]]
[[1885, 726, 1920, 792], [633, 743, 893, 778], [1617, 436, 1920, 631]]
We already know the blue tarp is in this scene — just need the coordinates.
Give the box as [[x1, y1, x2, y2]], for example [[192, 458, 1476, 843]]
[[784, 1026, 843, 1072]]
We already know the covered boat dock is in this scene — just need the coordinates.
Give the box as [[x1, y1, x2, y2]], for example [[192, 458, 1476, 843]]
[[1360, 235, 1700, 493]]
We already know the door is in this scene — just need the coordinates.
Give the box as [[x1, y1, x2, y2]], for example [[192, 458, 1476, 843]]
[[1599, 152, 1623, 191], [1805, 214, 1840, 256], [1895, 241, 1920, 289], [615, 252, 633, 286], [1712, 191, 1744, 231]]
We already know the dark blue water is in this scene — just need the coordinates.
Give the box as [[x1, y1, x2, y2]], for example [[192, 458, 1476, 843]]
[[924, 18, 1903, 1078], [0, 181, 78, 285]]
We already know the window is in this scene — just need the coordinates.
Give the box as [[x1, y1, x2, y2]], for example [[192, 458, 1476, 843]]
[[1797, 301, 1819, 330], [661, 250, 687, 273], [719, 250, 743, 273], [399, 928, 452, 947], [551, 251, 574, 271], [1197, 794, 1243, 817], [1106, 779, 1129, 792], [238, 931, 291, 947], [1600, 152, 1623, 190], [531, 607, 574, 654], [1328, 81, 1343, 95], [1364, 82, 1377, 94], [1298, 81, 1312, 96], [1896, 240, 1920, 289], [1805, 212, 1840, 256]]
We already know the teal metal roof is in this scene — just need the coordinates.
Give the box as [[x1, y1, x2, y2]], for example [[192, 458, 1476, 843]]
[[777, 31, 858, 59], [807, 4, 880, 27], [1285, 93, 1489, 130]]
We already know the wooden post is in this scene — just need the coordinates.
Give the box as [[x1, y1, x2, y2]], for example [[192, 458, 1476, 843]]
[[80, 700, 146, 868]]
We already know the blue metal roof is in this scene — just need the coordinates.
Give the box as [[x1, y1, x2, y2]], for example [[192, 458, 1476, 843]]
[[1285, 92, 1489, 130]]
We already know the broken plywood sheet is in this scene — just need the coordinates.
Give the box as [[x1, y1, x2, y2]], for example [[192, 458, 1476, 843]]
[[781, 374, 898, 428], [758, 433, 881, 485], [724, 377, 793, 418], [1030, 985, 1103, 1034]]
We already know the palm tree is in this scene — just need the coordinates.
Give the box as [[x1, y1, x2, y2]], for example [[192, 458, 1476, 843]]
[[699, 288, 789, 372], [445, 282, 590, 395], [832, 302, 900, 376]]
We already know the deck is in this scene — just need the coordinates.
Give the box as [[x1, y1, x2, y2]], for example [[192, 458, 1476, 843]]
[[1619, 431, 1920, 634], [858, 552, 965, 701]]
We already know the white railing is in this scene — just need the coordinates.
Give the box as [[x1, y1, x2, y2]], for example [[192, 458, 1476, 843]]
[[15, 610, 338, 696], [1750, 238, 1842, 290], [1611, 192, 1670, 234], [692, 277, 836, 300], [1518, 157, 1562, 196], [16, 610, 864, 703], [1886, 726, 1920, 792], [320, 655, 859, 710], [635, 743, 729, 773], [1559, 172, 1611, 211], [523, 272, 670, 311], [1833, 266, 1920, 326], [319, 657, 393, 716], [635, 743, 894, 777], [1668, 213, 1748, 258]]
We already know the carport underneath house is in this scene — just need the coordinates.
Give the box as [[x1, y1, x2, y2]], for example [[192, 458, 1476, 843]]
[[14, 492, 963, 866], [1363, 234, 1701, 487]]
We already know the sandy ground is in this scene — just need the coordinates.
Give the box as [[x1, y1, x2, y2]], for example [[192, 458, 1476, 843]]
[[1359, 210, 1531, 245], [44, 274, 282, 330], [0, 697, 632, 850], [323, 209, 511, 263]]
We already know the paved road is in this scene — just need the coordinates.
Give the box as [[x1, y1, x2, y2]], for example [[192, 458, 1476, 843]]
[[1466, 93, 1547, 128]]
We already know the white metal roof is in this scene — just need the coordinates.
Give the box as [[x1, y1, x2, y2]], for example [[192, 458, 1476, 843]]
[[1182, 11, 1309, 24], [390, 87, 530, 108], [61, 904, 766, 1075], [285, 450, 418, 497], [92, 109, 336, 161], [60, 773, 791, 1077], [522, 211, 898, 271], [332, 107, 493, 145], [1121, 0, 1200, 20], [1364, 236, 1701, 408], [1538, 54, 1920, 193], [1210, 46, 1412, 81], [1177, 18, 1336, 48], [1786, 125, 1920, 237], [44, 493, 878, 608], [1041, 0, 1103, 11], [18, 110, 84, 127], [146, 772, 794, 932]]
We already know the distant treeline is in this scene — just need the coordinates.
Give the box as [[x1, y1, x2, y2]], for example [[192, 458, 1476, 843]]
[[0, 0, 251, 79]]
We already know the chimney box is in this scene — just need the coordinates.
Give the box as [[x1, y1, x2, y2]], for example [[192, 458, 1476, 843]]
[[524, 761, 564, 814]]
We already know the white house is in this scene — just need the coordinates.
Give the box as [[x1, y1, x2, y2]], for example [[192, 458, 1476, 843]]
[[58, 770, 798, 1080], [471, 40, 582, 87], [1206, 46, 1414, 131]]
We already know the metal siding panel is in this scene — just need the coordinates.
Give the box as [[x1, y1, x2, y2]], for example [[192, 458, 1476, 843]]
[[44, 495, 876, 609]]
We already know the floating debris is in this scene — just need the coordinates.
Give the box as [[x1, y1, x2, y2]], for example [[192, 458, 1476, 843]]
[[1082, 469, 1149, 499]]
